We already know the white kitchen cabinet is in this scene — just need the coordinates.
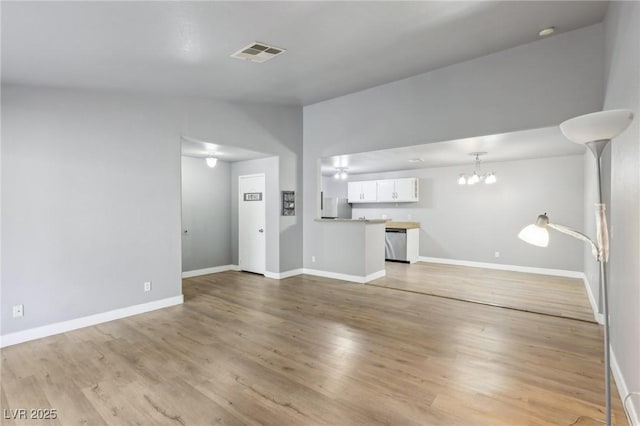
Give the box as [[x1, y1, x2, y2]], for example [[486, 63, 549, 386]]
[[348, 181, 377, 203], [376, 179, 396, 202], [394, 178, 419, 202], [377, 178, 419, 202]]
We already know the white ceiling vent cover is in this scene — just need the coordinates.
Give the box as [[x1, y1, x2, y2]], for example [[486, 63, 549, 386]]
[[230, 42, 286, 63]]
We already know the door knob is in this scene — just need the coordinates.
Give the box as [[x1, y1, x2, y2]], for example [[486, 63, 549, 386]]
[[258, 228, 264, 233]]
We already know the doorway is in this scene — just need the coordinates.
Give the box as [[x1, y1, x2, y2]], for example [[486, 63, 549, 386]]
[[238, 174, 266, 274]]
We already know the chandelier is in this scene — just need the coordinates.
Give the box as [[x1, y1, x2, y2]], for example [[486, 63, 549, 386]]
[[458, 152, 496, 185]]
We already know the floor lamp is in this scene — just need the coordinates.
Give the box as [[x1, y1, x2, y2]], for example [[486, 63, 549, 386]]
[[518, 109, 634, 426]]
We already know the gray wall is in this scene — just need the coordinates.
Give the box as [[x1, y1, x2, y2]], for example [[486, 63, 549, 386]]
[[303, 24, 604, 270], [1, 85, 302, 335], [1, 86, 182, 334], [181, 156, 231, 272], [348, 155, 584, 271], [230, 156, 280, 274], [601, 1, 640, 419]]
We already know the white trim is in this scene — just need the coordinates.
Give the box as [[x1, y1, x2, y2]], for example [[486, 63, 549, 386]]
[[264, 269, 303, 279], [301, 268, 385, 284], [182, 265, 239, 278], [0, 295, 184, 348], [611, 345, 639, 425], [365, 269, 386, 282], [581, 274, 604, 324], [418, 256, 584, 278], [418, 257, 603, 323]]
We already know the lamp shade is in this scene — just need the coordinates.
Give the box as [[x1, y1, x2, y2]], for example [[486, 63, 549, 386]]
[[560, 109, 634, 144], [518, 224, 549, 247], [518, 213, 551, 247], [206, 157, 218, 168]]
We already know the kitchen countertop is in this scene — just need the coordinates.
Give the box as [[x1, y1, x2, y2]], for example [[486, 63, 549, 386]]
[[385, 221, 421, 229], [315, 218, 387, 224]]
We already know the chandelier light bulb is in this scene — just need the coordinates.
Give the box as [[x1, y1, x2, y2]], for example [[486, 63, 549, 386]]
[[205, 157, 218, 168], [340, 171, 348, 180], [485, 173, 497, 184], [458, 175, 467, 185]]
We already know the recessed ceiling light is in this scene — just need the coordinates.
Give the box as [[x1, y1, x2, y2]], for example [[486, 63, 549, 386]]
[[538, 27, 555, 37], [408, 158, 424, 163]]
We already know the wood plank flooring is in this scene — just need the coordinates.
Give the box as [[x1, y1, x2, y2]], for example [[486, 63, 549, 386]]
[[1, 270, 626, 425], [372, 262, 595, 322]]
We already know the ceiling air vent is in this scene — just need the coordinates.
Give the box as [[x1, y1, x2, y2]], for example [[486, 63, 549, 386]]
[[230, 42, 286, 63]]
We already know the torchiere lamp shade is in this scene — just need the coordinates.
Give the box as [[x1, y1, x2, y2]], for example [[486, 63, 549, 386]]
[[560, 109, 634, 144]]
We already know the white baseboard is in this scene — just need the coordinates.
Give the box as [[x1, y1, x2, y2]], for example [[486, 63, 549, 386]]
[[182, 264, 239, 278], [301, 268, 384, 284], [611, 345, 639, 425], [0, 295, 184, 348], [418, 256, 584, 278], [365, 269, 386, 282], [264, 269, 303, 279], [581, 275, 604, 324]]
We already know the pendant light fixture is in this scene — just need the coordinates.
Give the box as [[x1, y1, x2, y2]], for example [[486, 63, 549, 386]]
[[334, 167, 348, 180], [457, 152, 496, 185], [205, 157, 218, 168]]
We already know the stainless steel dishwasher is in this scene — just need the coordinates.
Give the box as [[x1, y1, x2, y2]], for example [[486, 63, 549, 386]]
[[385, 228, 408, 262]]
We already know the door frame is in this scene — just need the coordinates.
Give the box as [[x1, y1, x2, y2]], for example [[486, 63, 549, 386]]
[[238, 173, 266, 274]]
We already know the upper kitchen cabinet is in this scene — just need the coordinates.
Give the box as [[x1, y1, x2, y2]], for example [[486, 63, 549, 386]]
[[377, 178, 419, 202], [348, 181, 378, 203]]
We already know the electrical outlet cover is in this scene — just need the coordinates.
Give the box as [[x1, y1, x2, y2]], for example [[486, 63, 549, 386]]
[[13, 305, 24, 318]]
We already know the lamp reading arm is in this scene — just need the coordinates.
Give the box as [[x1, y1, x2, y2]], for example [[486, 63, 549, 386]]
[[546, 223, 600, 260]]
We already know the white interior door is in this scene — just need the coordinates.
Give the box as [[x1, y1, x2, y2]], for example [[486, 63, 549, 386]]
[[239, 174, 266, 274]]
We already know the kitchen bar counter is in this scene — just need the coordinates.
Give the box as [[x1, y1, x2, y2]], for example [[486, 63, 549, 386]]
[[385, 221, 420, 229], [315, 218, 387, 224], [311, 218, 386, 283]]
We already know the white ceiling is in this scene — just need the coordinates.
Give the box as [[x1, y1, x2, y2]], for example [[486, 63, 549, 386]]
[[321, 127, 586, 176], [1, 1, 607, 106], [181, 137, 269, 163]]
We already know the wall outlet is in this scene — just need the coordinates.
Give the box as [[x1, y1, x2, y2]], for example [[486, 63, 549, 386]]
[[13, 304, 24, 318], [311, 256, 316, 263], [494, 251, 500, 258], [144, 281, 152, 292]]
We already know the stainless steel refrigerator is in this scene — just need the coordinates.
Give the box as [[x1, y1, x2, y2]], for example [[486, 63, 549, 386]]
[[321, 197, 352, 219]]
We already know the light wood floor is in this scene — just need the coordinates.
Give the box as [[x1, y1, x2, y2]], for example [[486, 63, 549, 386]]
[[373, 262, 596, 322], [1, 270, 626, 425]]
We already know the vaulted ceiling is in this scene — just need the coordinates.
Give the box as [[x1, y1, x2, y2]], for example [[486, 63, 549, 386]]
[[2, 1, 607, 106]]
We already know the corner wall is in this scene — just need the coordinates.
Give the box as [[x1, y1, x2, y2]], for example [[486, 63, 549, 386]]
[[181, 156, 232, 272], [601, 1, 640, 422]]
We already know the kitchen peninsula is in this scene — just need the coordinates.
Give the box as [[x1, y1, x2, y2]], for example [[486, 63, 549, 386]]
[[312, 218, 387, 283]]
